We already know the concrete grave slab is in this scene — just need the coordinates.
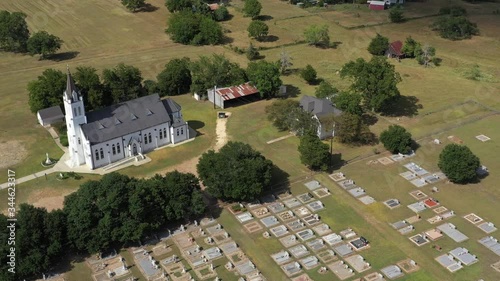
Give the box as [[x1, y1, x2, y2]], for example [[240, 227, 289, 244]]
[[243, 221, 263, 233], [260, 216, 280, 228], [478, 222, 497, 234], [358, 195, 376, 205], [340, 228, 357, 240], [279, 234, 299, 248], [398, 225, 415, 235], [449, 247, 478, 265], [345, 254, 371, 273], [300, 255, 320, 270], [289, 244, 310, 258], [384, 199, 401, 209], [313, 187, 331, 198], [424, 229, 443, 241], [409, 234, 429, 246], [399, 171, 417, 181], [270, 225, 289, 237], [312, 223, 332, 236], [435, 254, 463, 272], [333, 243, 354, 257], [317, 249, 338, 263], [296, 229, 315, 242], [381, 265, 404, 279], [293, 206, 311, 217], [437, 223, 469, 242], [322, 233, 343, 246], [396, 259, 420, 273], [283, 197, 301, 209], [306, 200, 325, 212], [297, 193, 314, 203], [407, 202, 426, 213], [268, 202, 286, 214], [287, 219, 306, 232], [409, 190, 427, 200], [304, 180, 322, 191], [337, 179, 356, 190], [348, 187, 366, 198], [329, 172, 346, 181], [271, 250, 292, 265], [251, 207, 270, 218], [281, 261, 302, 277], [236, 212, 254, 223], [464, 213, 483, 224], [478, 236, 500, 256], [277, 210, 296, 222], [306, 238, 327, 252], [410, 178, 428, 188], [328, 260, 355, 280]]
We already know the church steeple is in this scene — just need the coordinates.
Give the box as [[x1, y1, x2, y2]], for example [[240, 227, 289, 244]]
[[65, 65, 79, 102]]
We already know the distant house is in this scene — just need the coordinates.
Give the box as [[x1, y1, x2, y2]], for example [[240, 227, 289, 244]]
[[37, 105, 64, 126], [386, 40, 403, 59], [207, 83, 260, 109], [368, 1, 386, 10], [299, 95, 342, 140], [207, 3, 220, 11]]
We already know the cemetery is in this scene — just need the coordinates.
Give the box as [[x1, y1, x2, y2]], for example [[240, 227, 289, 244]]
[[345, 254, 371, 273], [437, 223, 469, 243], [380, 264, 404, 279], [328, 260, 355, 280], [478, 236, 500, 256], [384, 199, 401, 209]]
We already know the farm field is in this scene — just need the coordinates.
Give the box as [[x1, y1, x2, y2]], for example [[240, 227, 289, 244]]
[[1, 0, 500, 279]]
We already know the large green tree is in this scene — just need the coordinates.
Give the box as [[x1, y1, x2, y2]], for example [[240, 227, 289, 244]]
[[265, 99, 300, 131], [27, 68, 66, 113], [0, 11, 30, 52], [16, 205, 66, 279], [379, 125, 413, 154], [315, 81, 338, 99], [333, 92, 363, 116], [300, 64, 317, 85], [303, 24, 330, 47], [340, 56, 401, 113], [26, 31, 63, 59], [246, 60, 282, 98], [0, 214, 15, 281], [432, 15, 479, 40], [166, 11, 223, 45], [438, 144, 480, 183], [298, 133, 330, 171], [335, 113, 375, 144], [367, 33, 389, 56], [401, 36, 420, 58], [197, 142, 273, 201], [102, 63, 144, 103], [73, 66, 109, 110], [247, 20, 269, 41], [190, 54, 247, 95], [157, 57, 192, 96], [389, 6, 405, 23], [243, 0, 262, 19], [121, 0, 146, 12], [165, 0, 193, 12]]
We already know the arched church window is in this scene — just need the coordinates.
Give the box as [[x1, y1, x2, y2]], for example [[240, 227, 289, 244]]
[[100, 148, 104, 159]]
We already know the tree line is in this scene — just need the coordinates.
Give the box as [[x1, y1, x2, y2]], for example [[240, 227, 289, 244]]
[[0, 171, 205, 280], [28, 54, 282, 114], [0, 10, 63, 59]]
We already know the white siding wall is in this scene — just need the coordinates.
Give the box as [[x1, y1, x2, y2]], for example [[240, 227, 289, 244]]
[[141, 123, 171, 152], [90, 136, 125, 169], [120, 131, 142, 157], [171, 124, 188, 144]]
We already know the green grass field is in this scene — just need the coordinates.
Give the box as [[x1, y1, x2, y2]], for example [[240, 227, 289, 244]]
[[1, 0, 500, 279]]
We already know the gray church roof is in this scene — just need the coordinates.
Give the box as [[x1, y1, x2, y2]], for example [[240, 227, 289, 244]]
[[81, 94, 179, 144], [299, 95, 342, 118]]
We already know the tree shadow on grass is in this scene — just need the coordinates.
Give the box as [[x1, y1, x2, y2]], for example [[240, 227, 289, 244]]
[[327, 152, 345, 173], [269, 164, 290, 194], [136, 3, 159, 13], [262, 35, 279, 42], [330, 41, 342, 49], [257, 15, 274, 21], [383, 95, 422, 117], [48, 51, 79, 62], [221, 36, 234, 44], [362, 113, 378, 126], [283, 84, 301, 98]]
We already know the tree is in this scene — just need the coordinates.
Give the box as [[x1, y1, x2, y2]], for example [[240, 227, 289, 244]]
[[166, 11, 223, 45], [73, 66, 109, 110], [432, 16, 479, 40], [165, 0, 193, 12], [243, 0, 262, 19], [335, 113, 375, 144], [367, 33, 389, 56], [415, 44, 438, 67], [27, 68, 66, 113], [401, 36, 420, 58], [300, 64, 317, 84], [26, 31, 63, 59], [340, 56, 401, 113], [380, 125, 413, 154], [246, 43, 260, 61], [315, 81, 338, 99], [15, 205, 66, 279], [121, 0, 146, 12], [265, 99, 300, 131], [102, 63, 144, 104], [247, 20, 268, 41], [0, 214, 16, 281], [303, 24, 330, 47], [143, 80, 159, 94], [389, 6, 405, 23], [197, 141, 273, 201], [214, 6, 229, 21], [157, 57, 192, 96], [333, 92, 363, 116], [438, 144, 480, 183], [190, 54, 247, 95], [289, 109, 318, 136], [247, 60, 282, 98], [0, 11, 30, 52], [279, 48, 293, 74], [298, 133, 330, 171]]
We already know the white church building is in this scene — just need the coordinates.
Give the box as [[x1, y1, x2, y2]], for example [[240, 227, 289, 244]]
[[57, 69, 190, 170]]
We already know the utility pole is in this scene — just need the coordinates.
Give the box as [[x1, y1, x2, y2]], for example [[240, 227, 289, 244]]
[[213, 85, 216, 110]]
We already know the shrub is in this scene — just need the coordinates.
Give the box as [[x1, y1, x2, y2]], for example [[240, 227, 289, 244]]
[[367, 33, 389, 56], [438, 144, 480, 183], [59, 135, 69, 147], [432, 16, 479, 40], [389, 6, 405, 23], [300, 64, 317, 84], [379, 125, 413, 154]]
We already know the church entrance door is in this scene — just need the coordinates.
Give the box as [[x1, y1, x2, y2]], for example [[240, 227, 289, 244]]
[[132, 144, 138, 155]]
